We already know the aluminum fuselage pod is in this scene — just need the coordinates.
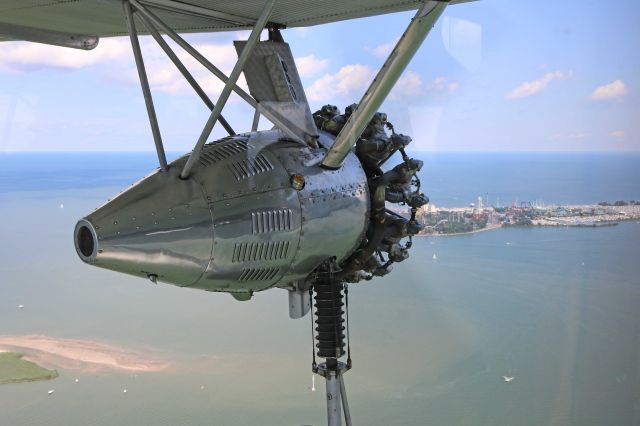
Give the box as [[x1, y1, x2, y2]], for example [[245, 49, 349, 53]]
[[74, 130, 369, 296]]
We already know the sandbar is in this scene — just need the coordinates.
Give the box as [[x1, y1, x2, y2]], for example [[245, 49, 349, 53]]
[[0, 335, 170, 373]]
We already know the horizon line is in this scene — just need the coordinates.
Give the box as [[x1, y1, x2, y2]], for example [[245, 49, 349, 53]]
[[1, 150, 639, 154]]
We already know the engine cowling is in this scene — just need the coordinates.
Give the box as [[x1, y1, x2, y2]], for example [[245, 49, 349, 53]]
[[74, 130, 369, 297]]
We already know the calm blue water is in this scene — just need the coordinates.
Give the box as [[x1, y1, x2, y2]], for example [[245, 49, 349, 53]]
[[0, 152, 638, 205], [413, 152, 640, 207], [0, 153, 639, 426]]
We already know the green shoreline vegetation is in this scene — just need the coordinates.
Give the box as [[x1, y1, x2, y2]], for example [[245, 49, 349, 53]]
[[0, 352, 59, 385]]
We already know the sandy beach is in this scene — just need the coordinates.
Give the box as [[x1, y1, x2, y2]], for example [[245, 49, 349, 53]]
[[0, 335, 170, 373]]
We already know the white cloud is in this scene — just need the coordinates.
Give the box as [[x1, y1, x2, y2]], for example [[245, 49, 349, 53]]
[[292, 27, 311, 38], [506, 70, 572, 100], [428, 76, 459, 94], [306, 65, 433, 104], [591, 80, 628, 101], [610, 130, 625, 138], [0, 38, 243, 99], [549, 132, 591, 141], [145, 42, 237, 96], [365, 37, 399, 59], [390, 71, 423, 100], [295, 54, 329, 77], [306, 64, 376, 102], [0, 39, 130, 72]]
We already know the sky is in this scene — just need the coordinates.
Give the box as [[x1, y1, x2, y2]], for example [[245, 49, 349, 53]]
[[0, 0, 638, 153]]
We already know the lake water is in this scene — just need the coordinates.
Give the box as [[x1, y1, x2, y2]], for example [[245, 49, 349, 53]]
[[0, 153, 639, 425]]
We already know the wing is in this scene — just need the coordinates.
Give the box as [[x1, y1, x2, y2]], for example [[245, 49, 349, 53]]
[[0, 0, 474, 47]]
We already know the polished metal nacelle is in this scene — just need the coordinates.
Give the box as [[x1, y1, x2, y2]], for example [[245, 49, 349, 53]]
[[74, 130, 369, 299]]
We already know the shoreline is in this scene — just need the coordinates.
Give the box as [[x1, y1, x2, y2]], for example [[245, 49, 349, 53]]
[[414, 217, 637, 237], [415, 203, 640, 237], [0, 335, 170, 373], [416, 223, 503, 237]]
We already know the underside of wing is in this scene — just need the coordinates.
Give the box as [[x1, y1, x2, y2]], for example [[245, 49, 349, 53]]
[[0, 0, 474, 44]]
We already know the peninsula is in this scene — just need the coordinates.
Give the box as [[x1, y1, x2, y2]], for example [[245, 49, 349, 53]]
[[406, 200, 640, 236]]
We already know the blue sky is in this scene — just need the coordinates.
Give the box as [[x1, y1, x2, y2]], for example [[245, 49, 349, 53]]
[[0, 0, 638, 152]]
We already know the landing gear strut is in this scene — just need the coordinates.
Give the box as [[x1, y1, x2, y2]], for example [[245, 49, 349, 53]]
[[311, 260, 352, 426]]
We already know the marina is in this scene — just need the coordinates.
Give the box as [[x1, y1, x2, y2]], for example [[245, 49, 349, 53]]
[[414, 202, 640, 236]]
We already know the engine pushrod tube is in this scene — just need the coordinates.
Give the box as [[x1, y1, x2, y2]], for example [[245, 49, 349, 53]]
[[180, 0, 276, 179], [123, 0, 168, 172], [321, 0, 448, 169], [136, 11, 235, 136]]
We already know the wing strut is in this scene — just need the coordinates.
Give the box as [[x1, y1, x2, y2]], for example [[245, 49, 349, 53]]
[[179, 0, 277, 179], [135, 10, 235, 136], [0, 22, 99, 50], [123, 0, 168, 172], [251, 108, 261, 132], [321, 0, 449, 169], [130, 0, 305, 149], [130, 0, 256, 108]]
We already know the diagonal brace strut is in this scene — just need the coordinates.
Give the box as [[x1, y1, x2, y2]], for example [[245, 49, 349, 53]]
[[135, 10, 235, 136], [131, 0, 305, 146], [123, 0, 168, 171], [179, 0, 277, 179]]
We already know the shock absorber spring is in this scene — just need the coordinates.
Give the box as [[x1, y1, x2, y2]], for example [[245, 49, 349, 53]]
[[314, 268, 346, 360]]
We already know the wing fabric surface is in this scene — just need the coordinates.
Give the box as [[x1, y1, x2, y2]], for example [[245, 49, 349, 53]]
[[0, 0, 472, 42]]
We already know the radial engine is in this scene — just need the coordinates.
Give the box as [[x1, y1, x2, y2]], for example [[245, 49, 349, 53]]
[[74, 112, 427, 308]]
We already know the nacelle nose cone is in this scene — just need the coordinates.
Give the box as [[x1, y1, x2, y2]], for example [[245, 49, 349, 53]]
[[74, 219, 98, 262], [73, 166, 213, 286]]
